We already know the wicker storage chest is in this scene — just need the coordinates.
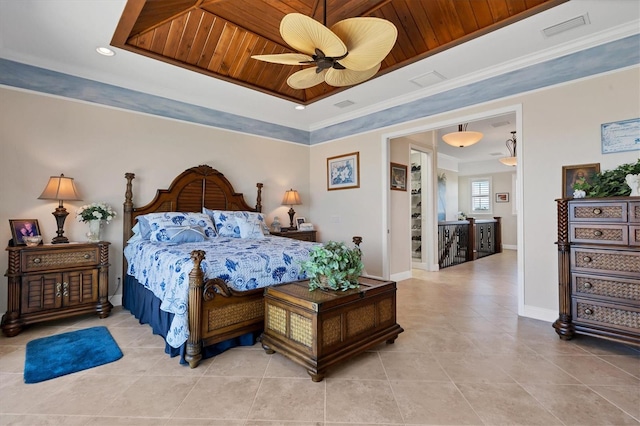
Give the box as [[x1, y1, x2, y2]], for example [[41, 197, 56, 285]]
[[554, 197, 640, 345], [261, 276, 403, 381]]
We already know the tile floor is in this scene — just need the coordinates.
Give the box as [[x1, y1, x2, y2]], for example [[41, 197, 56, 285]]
[[0, 250, 638, 425]]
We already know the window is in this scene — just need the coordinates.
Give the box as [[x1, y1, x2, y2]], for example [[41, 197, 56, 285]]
[[470, 177, 492, 214]]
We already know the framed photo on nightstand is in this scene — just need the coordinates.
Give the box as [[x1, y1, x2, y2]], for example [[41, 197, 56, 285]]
[[9, 219, 41, 246]]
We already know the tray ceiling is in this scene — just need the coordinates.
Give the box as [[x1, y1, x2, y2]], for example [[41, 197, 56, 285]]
[[112, 0, 567, 105]]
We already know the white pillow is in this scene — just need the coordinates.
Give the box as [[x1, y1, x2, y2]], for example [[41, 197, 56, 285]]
[[236, 217, 265, 239], [203, 208, 269, 237], [143, 212, 216, 241]]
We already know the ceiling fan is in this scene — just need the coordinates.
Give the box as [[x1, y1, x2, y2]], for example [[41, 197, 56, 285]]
[[251, 3, 397, 90]]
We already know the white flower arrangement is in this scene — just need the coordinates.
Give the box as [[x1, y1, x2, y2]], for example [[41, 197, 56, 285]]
[[76, 202, 117, 224]]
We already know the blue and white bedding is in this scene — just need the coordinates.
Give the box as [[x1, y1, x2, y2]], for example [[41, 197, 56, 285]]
[[124, 235, 319, 348]]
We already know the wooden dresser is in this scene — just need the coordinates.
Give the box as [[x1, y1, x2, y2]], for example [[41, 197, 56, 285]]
[[554, 197, 640, 345], [270, 229, 317, 242], [2, 242, 112, 337]]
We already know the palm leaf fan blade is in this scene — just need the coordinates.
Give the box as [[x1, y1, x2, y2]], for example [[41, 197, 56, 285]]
[[331, 17, 397, 71], [280, 13, 347, 57], [287, 68, 328, 89], [250, 53, 313, 65], [325, 63, 380, 87]]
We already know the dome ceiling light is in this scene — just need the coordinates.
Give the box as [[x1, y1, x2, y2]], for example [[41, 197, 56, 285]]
[[499, 131, 518, 166], [442, 123, 483, 148]]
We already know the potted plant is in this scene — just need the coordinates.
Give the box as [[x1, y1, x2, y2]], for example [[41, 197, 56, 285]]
[[573, 159, 640, 197], [300, 241, 364, 291]]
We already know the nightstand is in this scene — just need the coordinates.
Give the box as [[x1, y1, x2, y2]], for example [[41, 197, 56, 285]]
[[2, 242, 112, 337], [271, 229, 317, 242]]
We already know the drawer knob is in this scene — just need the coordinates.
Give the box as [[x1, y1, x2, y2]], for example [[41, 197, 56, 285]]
[[83, 254, 90, 259], [582, 256, 592, 263], [592, 208, 602, 215], [584, 308, 593, 315], [583, 282, 592, 289], [33, 257, 41, 264], [593, 230, 603, 237]]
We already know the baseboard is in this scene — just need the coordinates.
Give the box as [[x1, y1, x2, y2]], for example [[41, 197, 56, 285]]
[[521, 304, 557, 323], [390, 270, 412, 282], [503, 245, 517, 250]]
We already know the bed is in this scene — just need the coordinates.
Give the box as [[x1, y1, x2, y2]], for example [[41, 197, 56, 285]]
[[122, 165, 321, 368]]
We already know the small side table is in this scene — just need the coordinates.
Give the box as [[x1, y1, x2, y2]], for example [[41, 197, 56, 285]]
[[260, 276, 403, 382], [270, 229, 317, 242]]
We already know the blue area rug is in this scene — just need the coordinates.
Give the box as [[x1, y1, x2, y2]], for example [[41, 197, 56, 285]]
[[24, 326, 123, 384]]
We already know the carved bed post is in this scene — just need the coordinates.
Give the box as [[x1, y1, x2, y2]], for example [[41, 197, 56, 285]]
[[553, 198, 574, 340], [186, 250, 205, 368], [256, 183, 263, 212], [123, 173, 135, 283]]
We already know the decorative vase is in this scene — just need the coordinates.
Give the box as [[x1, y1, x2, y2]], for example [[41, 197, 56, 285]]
[[86, 220, 104, 242]]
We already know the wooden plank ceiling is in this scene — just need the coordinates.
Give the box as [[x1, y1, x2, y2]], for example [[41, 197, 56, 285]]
[[112, 0, 567, 105]]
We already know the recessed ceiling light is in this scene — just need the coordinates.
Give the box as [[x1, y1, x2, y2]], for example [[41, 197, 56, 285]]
[[96, 47, 115, 57], [294, 105, 305, 110]]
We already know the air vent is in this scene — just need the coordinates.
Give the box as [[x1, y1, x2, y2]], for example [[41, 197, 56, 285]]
[[409, 71, 446, 88], [491, 120, 511, 128], [334, 100, 355, 108], [489, 152, 504, 157], [543, 14, 590, 37]]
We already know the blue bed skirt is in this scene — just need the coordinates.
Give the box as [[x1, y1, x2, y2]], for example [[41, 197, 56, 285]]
[[123, 275, 259, 364]]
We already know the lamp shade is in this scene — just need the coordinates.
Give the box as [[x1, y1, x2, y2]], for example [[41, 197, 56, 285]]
[[38, 174, 82, 201], [442, 124, 483, 148], [282, 189, 302, 206], [498, 131, 517, 167]]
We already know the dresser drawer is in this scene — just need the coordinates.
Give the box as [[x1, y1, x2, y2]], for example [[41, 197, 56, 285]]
[[569, 201, 627, 222], [572, 273, 640, 303], [572, 298, 639, 334], [569, 224, 628, 245], [21, 247, 99, 272], [631, 202, 640, 223], [571, 247, 640, 278], [631, 226, 640, 246]]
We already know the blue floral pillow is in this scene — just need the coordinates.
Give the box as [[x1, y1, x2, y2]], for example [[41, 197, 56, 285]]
[[142, 212, 216, 241], [203, 208, 268, 238], [151, 226, 207, 243]]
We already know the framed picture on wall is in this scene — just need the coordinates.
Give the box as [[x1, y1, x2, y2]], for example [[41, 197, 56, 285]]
[[390, 163, 407, 191], [327, 152, 360, 190], [495, 192, 509, 203], [9, 219, 41, 245], [390, 162, 407, 191], [561, 163, 600, 198]]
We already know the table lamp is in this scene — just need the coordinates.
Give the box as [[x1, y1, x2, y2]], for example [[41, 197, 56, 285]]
[[281, 189, 301, 230], [38, 174, 82, 243]]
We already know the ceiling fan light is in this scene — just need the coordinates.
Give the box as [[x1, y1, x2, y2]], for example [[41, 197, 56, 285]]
[[442, 131, 483, 147], [499, 156, 518, 166]]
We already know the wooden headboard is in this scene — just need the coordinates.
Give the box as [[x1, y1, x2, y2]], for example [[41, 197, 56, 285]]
[[122, 165, 263, 274]]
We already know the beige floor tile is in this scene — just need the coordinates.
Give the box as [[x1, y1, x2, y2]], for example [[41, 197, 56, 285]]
[[248, 378, 325, 422], [84, 346, 166, 376], [204, 346, 271, 377], [457, 382, 563, 425], [0, 371, 78, 414], [325, 351, 388, 380], [545, 354, 640, 386], [432, 352, 515, 384], [0, 347, 25, 373], [101, 375, 198, 418], [264, 352, 314, 378], [492, 352, 581, 385], [379, 351, 451, 382], [85, 416, 170, 425], [145, 352, 214, 377], [172, 376, 261, 420], [590, 385, 640, 420], [414, 329, 481, 354], [598, 354, 640, 378], [325, 379, 403, 424], [390, 380, 484, 425], [0, 414, 91, 425], [522, 383, 640, 425]]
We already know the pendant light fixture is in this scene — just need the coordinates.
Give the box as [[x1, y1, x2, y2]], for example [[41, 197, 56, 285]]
[[442, 123, 483, 148], [499, 131, 517, 166]]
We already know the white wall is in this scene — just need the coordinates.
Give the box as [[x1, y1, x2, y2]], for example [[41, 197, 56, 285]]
[[310, 66, 640, 321], [0, 88, 310, 311]]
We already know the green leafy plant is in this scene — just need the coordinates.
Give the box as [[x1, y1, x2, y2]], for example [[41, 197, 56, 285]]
[[574, 159, 640, 197], [300, 241, 364, 291]]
